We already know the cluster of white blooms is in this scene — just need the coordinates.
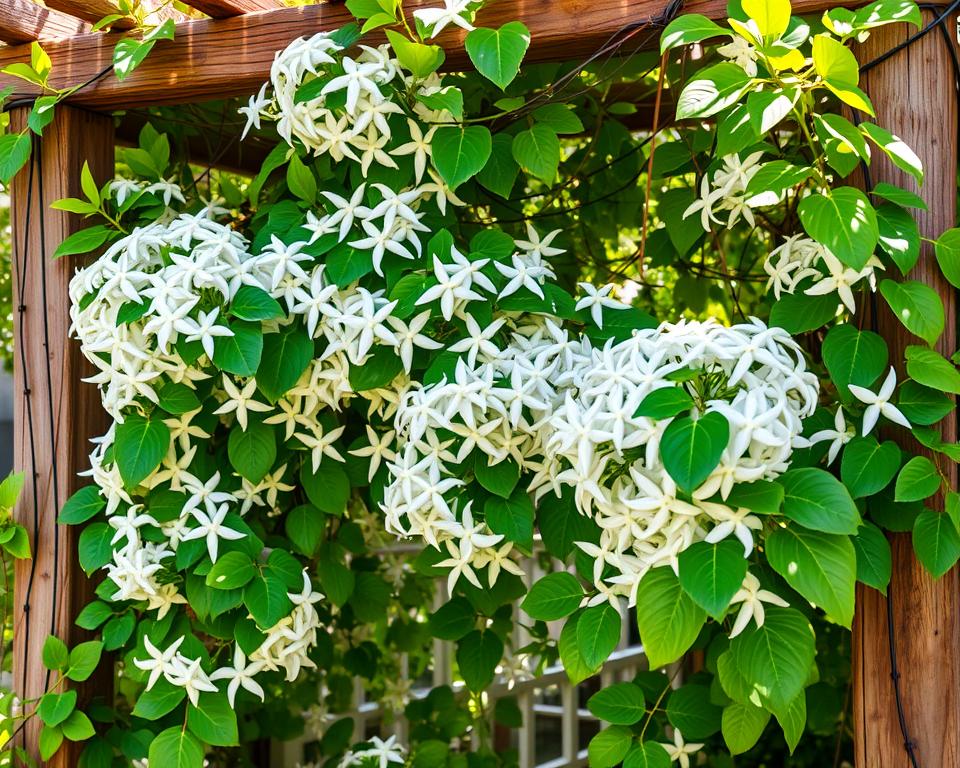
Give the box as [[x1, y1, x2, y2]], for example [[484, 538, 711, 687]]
[[338, 735, 406, 768], [763, 233, 883, 313], [684, 151, 764, 231], [384, 312, 818, 618]]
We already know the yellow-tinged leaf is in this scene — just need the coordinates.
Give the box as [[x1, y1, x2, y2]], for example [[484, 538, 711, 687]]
[[742, 0, 792, 38], [769, 48, 805, 71]]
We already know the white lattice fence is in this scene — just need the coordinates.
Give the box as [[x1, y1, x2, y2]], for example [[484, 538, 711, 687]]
[[273, 551, 648, 767]]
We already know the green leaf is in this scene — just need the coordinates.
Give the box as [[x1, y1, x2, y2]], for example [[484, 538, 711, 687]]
[[724, 479, 784, 514], [61, 709, 95, 741], [558, 612, 600, 683], [538, 489, 597, 561], [148, 727, 204, 768], [935, 227, 960, 289], [257, 325, 313, 402], [42, 635, 69, 671], [716, 103, 760, 157], [660, 14, 729, 51], [300, 461, 350, 516], [633, 387, 693, 420], [416, 86, 464, 119], [897, 380, 956, 425], [102, 611, 135, 651], [744, 160, 811, 203], [798, 187, 878, 270], [156, 382, 201, 415], [678, 540, 748, 620], [852, 522, 892, 594], [0, 133, 31, 183], [521, 572, 583, 620], [484, 489, 534, 550], [905, 345, 960, 395], [132, 677, 187, 719], [913, 510, 960, 577], [840, 437, 900, 498], [779, 467, 860, 534], [476, 133, 519, 198], [676, 62, 752, 119], [728, 606, 815, 716], [722, 702, 770, 755], [66, 640, 103, 682], [385, 30, 445, 77], [812, 35, 874, 114], [880, 279, 944, 346], [532, 103, 584, 134], [659, 412, 729, 494], [871, 181, 927, 210], [285, 505, 325, 556], [776, 692, 807, 753], [53, 225, 114, 259], [876, 203, 920, 274], [243, 571, 293, 628], [512, 124, 560, 182], [860, 122, 923, 184], [769, 291, 838, 333], [428, 596, 476, 641], [456, 629, 503, 691], [78, 523, 113, 573], [576, 602, 621, 668], [75, 600, 113, 630], [212, 320, 263, 376], [39, 725, 63, 760], [432, 125, 492, 189], [230, 285, 284, 321], [58, 485, 105, 525], [895, 456, 941, 502], [623, 743, 671, 768], [187, 692, 239, 746], [587, 726, 633, 768], [666, 684, 722, 738], [38, 690, 77, 727], [635, 568, 706, 668], [114, 413, 169, 488], [317, 556, 355, 606], [766, 526, 856, 626], [474, 457, 519, 499], [348, 346, 402, 391], [587, 683, 646, 725], [822, 324, 888, 398], [227, 419, 276, 483], [206, 551, 256, 590], [0, 471, 23, 509], [464, 22, 530, 89], [286, 154, 317, 203]]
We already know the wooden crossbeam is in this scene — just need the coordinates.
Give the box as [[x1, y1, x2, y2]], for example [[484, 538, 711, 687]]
[[42, 0, 135, 29], [0, 0, 842, 109], [180, 0, 285, 18], [0, 0, 89, 44]]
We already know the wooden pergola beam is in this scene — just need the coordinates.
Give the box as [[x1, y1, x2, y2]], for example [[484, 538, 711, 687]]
[[10, 105, 114, 767], [43, 0, 136, 30], [180, 0, 285, 18], [851, 13, 960, 767], [0, 0, 843, 109], [0, 0, 89, 44]]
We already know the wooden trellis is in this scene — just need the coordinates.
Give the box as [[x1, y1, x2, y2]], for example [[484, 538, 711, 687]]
[[0, 1, 956, 765]]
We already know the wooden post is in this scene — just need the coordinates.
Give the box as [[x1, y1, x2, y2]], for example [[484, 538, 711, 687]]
[[10, 106, 113, 764], [852, 14, 960, 768]]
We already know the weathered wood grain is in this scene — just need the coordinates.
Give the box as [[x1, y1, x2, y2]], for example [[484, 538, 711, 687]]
[[10, 106, 114, 767], [43, 0, 136, 29], [0, 0, 851, 109], [851, 14, 960, 768], [0, 0, 88, 44], [180, 0, 284, 17]]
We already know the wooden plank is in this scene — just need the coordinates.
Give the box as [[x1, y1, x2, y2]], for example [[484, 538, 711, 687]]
[[0, 0, 88, 44], [0, 0, 849, 109], [851, 14, 960, 768], [43, 0, 135, 29], [180, 0, 284, 18], [10, 106, 114, 766]]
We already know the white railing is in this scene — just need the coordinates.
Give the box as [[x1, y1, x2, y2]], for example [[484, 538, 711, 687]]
[[273, 549, 648, 767]]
